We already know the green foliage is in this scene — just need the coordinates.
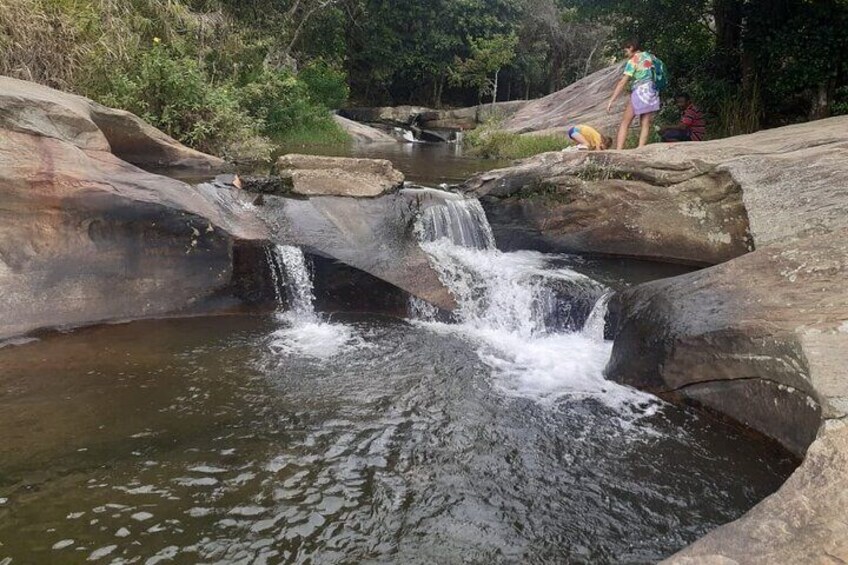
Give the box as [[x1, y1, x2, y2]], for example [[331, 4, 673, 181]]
[[466, 123, 571, 159], [299, 60, 350, 109], [581, 0, 848, 132], [1, 0, 353, 161], [451, 33, 518, 104], [99, 43, 271, 161]]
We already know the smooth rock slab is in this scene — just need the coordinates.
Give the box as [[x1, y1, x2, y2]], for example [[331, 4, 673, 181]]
[[333, 115, 396, 144], [0, 129, 267, 340], [275, 154, 405, 197], [464, 115, 848, 265]]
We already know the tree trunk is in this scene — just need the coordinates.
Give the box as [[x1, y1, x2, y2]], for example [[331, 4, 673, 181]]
[[714, 0, 743, 81], [492, 69, 499, 106], [810, 79, 835, 119]]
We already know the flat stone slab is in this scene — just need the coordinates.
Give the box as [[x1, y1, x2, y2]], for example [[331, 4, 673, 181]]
[[275, 154, 405, 197]]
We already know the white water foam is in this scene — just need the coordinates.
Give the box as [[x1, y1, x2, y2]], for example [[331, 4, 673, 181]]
[[413, 197, 656, 409], [267, 245, 357, 359]]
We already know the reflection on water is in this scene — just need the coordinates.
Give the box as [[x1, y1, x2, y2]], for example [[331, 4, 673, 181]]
[[0, 317, 796, 563], [273, 142, 509, 186]]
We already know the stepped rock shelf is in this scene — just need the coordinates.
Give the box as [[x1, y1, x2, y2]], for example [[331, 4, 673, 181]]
[[1, 72, 846, 562], [464, 116, 848, 563], [0, 77, 452, 339]]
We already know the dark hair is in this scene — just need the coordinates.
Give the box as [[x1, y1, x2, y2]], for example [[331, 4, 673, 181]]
[[622, 38, 641, 51], [676, 93, 692, 102]]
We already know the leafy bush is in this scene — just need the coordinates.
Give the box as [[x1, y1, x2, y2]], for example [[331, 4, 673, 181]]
[[99, 43, 271, 162], [466, 124, 570, 159], [238, 68, 348, 145], [299, 60, 349, 109]]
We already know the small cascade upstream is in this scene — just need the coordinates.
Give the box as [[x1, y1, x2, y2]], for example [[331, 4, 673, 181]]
[[413, 195, 651, 407], [266, 245, 355, 358]]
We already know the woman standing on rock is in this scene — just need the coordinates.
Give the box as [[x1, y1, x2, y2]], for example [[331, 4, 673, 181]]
[[606, 39, 661, 149]]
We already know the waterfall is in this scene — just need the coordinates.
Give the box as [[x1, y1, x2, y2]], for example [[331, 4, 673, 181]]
[[583, 292, 612, 342], [415, 195, 605, 336], [266, 245, 354, 358], [411, 193, 644, 406], [419, 197, 496, 250]]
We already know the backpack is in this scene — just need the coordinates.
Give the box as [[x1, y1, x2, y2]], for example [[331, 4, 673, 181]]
[[650, 53, 669, 92]]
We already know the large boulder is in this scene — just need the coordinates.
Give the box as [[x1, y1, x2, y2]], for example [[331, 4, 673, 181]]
[[333, 114, 397, 144], [591, 117, 848, 562], [274, 154, 405, 197], [0, 128, 268, 340], [500, 64, 623, 136], [464, 116, 848, 265], [0, 76, 456, 338], [0, 75, 226, 171], [607, 228, 848, 455], [612, 229, 848, 564]]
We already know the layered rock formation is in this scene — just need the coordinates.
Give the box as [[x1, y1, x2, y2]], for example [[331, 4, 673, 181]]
[[464, 117, 848, 265], [338, 100, 528, 131], [0, 109, 268, 340], [0, 78, 452, 339], [0, 76, 226, 171], [255, 191, 456, 311]]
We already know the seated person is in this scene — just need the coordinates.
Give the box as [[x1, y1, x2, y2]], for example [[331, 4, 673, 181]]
[[660, 94, 706, 142], [567, 124, 612, 150]]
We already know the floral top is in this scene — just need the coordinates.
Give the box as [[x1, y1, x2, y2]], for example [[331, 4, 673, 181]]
[[623, 51, 655, 83]]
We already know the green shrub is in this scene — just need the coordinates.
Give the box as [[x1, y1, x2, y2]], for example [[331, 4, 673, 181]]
[[466, 125, 570, 159], [99, 43, 271, 162], [238, 68, 348, 145], [299, 60, 349, 110]]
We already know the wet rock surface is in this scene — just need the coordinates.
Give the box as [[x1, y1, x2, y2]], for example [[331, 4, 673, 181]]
[[463, 115, 848, 562], [255, 190, 456, 311]]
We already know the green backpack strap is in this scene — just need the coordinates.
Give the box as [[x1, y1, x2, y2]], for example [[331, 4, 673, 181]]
[[651, 53, 669, 91]]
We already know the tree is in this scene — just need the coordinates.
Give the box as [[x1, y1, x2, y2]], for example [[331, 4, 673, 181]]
[[451, 33, 518, 105]]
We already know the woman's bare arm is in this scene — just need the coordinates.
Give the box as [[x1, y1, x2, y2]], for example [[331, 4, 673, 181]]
[[607, 76, 629, 113]]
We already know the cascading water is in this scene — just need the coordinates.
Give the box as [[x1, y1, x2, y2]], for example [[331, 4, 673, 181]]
[[413, 195, 652, 407], [418, 197, 496, 250], [266, 245, 355, 358]]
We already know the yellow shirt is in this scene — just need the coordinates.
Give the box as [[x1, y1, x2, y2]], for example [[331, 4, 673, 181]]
[[571, 124, 604, 150]]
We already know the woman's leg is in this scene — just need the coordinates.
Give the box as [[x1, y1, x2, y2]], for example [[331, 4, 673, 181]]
[[616, 100, 635, 149], [638, 112, 655, 147]]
